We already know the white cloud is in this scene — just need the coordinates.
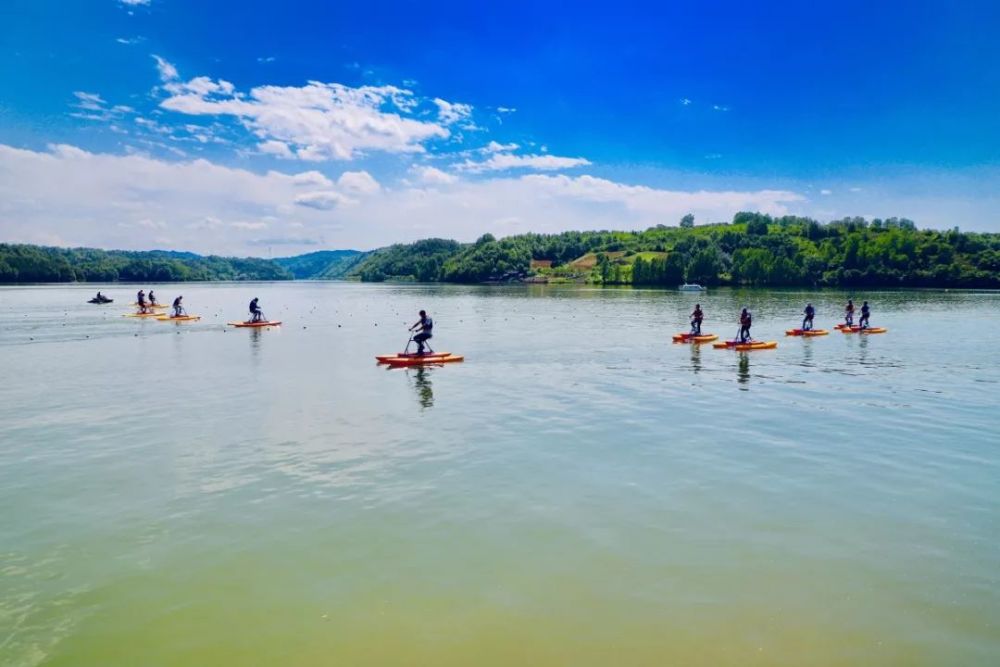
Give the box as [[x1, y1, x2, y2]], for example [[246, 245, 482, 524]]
[[517, 174, 803, 216], [410, 165, 456, 185], [680, 98, 692, 105], [485, 140, 519, 153], [116, 36, 143, 45], [120, 0, 150, 5], [290, 170, 333, 188], [73, 92, 106, 111], [496, 107, 516, 114], [820, 189, 833, 195], [152, 55, 179, 82], [160, 78, 452, 160], [132, 218, 166, 230], [0, 143, 362, 253], [230, 221, 269, 230], [433, 98, 473, 125], [257, 56, 276, 63], [259, 140, 294, 158], [294, 191, 353, 210], [70, 92, 135, 123], [337, 170, 380, 195], [0, 143, 816, 254], [457, 153, 592, 173], [712, 104, 730, 112], [135, 117, 169, 133], [849, 187, 863, 193]]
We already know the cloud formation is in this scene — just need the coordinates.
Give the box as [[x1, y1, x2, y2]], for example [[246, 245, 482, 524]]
[[485, 141, 519, 153], [433, 98, 473, 125], [0, 143, 806, 254], [157, 67, 468, 160], [457, 152, 592, 173], [410, 165, 456, 185], [152, 55, 179, 82]]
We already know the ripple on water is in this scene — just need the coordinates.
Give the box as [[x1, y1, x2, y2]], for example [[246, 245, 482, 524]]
[[1, 284, 999, 665]]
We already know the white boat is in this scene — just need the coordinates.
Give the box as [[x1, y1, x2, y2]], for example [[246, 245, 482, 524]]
[[678, 283, 705, 291]]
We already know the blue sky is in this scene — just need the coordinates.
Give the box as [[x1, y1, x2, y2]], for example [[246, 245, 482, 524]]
[[1, 0, 998, 254]]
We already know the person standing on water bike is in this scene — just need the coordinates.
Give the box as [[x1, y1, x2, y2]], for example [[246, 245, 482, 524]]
[[249, 297, 263, 323], [859, 301, 871, 329], [137, 289, 148, 314], [690, 304, 704, 335], [802, 303, 816, 331], [148, 290, 157, 306], [409, 310, 433, 355], [738, 307, 753, 343], [844, 299, 855, 327], [172, 296, 184, 318]]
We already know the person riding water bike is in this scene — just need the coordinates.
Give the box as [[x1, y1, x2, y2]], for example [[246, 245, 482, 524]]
[[802, 303, 815, 331], [690, 304, 704, 335], [136, 289, 148, 314], [859, 301, 871, 329], [738, 307, 753, 343], [409, 310, 434, 355], [844, 299, 855, 327], [148, 290, 157, 306], [172, 296, 185, 318], [248, 297, 263, 323]]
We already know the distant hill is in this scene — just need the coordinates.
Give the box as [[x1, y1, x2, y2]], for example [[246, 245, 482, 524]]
[[3, 211, 998, 287], [273, 250, 367, 279], [341, 214, 1000, 288], [0, 244, 293, 283]]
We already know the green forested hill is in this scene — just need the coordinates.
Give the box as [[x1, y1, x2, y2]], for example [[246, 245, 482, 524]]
[[351, 239, 463, 282], [3, 212, 999, 287], [0, 244, 292, 283], [346, 214, 1000, 288], [274, 250, 366, 279]]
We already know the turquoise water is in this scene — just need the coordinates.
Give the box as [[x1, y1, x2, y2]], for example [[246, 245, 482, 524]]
[[1, 283, 999, 665]]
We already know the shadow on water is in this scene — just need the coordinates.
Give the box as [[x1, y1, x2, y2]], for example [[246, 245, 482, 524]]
[[409, 366, 434, 410], [737, 352, 750, 390]]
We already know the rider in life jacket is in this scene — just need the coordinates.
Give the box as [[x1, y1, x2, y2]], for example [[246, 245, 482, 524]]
[[739, 307, 752, 343], [802, 303, 815, 331], [690, 304, 704, 335], [409, 310, 434, 355]]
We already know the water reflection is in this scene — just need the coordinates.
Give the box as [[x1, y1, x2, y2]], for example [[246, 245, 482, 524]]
[[248, 327, 263, 363], [800, 337, 815, 368], [409, 366, 434, 409], [737, 352, 750, 390], [689, 344, 702, 374], [857, 333, 869, 365]]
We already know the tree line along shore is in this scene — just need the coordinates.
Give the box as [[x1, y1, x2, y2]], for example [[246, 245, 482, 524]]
[[2, 213, 998, 288]]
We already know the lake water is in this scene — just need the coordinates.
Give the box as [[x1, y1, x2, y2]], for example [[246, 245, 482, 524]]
[[1, 283, 999, 666]]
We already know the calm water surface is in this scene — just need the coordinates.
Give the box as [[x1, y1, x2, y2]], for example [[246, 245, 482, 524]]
[[1, 283, 999, 666]]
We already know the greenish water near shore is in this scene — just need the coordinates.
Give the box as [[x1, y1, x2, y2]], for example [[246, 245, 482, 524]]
[[2, 284, 999, 665]]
